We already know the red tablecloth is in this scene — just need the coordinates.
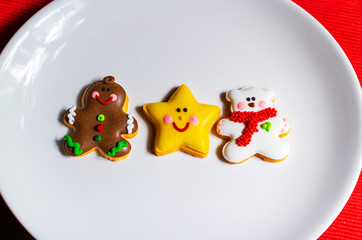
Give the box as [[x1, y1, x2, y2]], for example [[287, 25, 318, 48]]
[[0, 0, 361, 239]]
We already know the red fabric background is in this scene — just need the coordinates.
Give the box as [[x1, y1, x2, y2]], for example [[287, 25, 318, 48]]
[[0, 0, 361, 239]]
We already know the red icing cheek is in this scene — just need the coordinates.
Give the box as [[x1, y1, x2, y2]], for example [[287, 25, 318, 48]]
[[237, 101, 246, 111], [258, 100, 266, 108], [110, 94, 117, 101], [189, 115, 199, 125], [92, 91, 99, 98], [163, 114, 173, 124]]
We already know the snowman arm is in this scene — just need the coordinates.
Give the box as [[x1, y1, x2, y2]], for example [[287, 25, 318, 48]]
[[278, 117, 290, 134], [217, 118, 244, 137]]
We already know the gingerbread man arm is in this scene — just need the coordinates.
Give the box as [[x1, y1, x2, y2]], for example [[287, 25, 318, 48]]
[[64, 105, 79, 127], [125, 113, 138, 136]]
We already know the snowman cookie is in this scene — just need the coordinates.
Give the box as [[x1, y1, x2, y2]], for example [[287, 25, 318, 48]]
[[216, 87, 290, 164], [63, 76, 138, 161]]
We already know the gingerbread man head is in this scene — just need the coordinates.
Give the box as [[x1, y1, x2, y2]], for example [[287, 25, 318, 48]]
[[85, 76, 127, 110]]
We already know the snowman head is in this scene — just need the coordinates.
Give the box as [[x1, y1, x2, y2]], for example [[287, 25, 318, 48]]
[[226, 87, 276, 112]]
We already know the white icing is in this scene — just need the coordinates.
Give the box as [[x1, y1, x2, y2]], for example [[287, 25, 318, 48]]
[[217, 87, 290, 163], [67, 105, 77, 125], [280, 120, 290, 133], [126, 113, 134, 134]]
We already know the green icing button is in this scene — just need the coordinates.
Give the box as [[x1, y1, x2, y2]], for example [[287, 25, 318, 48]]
[[97, 114, 105, 121], [94, 135, 101, 141]]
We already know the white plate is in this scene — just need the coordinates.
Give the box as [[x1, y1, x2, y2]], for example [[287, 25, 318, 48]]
[[0, 0, 361, 239]]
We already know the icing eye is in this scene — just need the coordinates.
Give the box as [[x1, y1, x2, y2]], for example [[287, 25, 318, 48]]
[[176, 108, 181, 112], [252, 97, 256, 101], [107, 88, 111, 92], [246, 97, 251, 101], [183, 108, 188, 112], [102, 87, 106, 91]]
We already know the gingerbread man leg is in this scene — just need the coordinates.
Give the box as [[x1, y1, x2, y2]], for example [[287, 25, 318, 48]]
[[97, 137, 132, 161], [64, 132, 96, 157]]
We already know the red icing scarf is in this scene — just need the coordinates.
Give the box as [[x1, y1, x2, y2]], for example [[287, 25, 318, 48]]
[[229, 107, 277, 147]]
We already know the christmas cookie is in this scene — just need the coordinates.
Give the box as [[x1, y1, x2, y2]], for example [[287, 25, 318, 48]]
[[216, 87, 290, 164], [143, 84, 220, 158], [63, 76, 138, 161]]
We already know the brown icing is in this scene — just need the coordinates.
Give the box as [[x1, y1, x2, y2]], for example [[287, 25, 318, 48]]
[[63, 76, 138, 161], [248, 102, 255, 108]]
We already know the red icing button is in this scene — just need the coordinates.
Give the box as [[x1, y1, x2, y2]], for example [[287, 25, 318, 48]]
[[96, 124, 104, 131]]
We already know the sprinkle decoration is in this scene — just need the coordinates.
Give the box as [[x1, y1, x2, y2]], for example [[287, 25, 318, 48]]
[[229, 107, 277, 147]]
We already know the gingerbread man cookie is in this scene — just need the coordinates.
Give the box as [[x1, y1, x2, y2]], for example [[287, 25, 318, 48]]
[[63, 76, 138, 161], [216, 87, 290, 164], [143, 84, 220, 158]]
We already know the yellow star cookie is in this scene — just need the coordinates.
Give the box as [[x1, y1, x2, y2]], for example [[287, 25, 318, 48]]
[[143, 84, 220, 158]]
